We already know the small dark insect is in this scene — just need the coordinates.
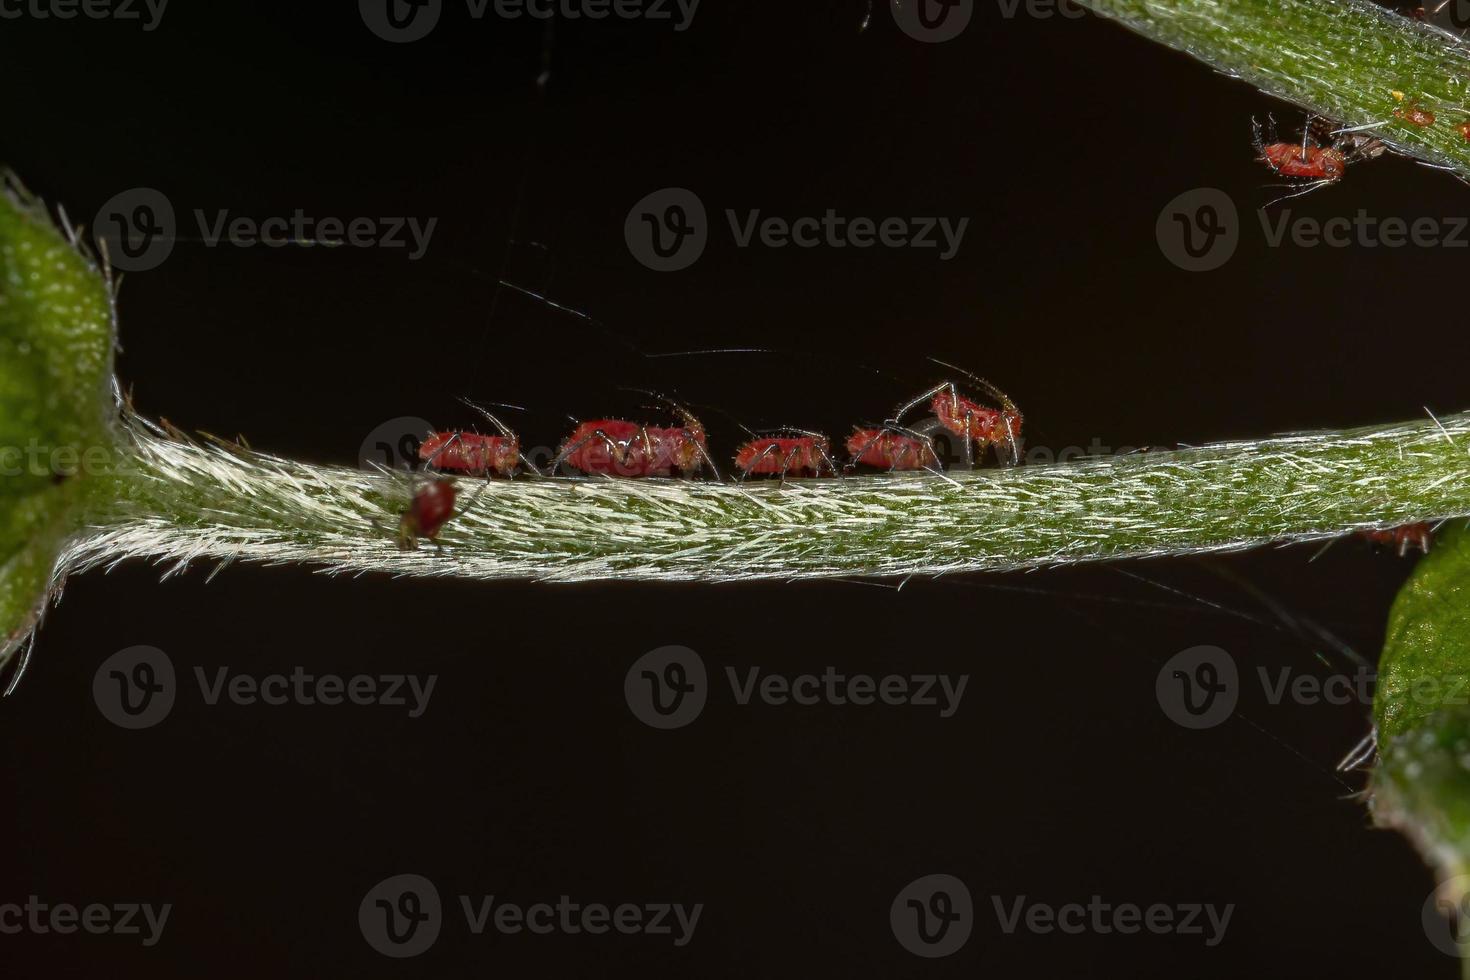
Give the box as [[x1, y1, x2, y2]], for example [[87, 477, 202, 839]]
[[891, 360, 1023, 467], [399, 478, 456, 550], [734, 431, 840, 481], [1360, 522, 1433, 557], [845, 426, 940, 471], [419, 404, 535, 478], [553, 403, 717, 478], [1394, 103, 1436, 127]]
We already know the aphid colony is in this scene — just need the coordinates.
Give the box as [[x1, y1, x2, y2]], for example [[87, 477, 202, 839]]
[[391, 370, 1021, 548], [417, 370, 1022, 484]]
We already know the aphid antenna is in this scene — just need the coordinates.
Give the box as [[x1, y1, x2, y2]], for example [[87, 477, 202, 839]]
[[928, 357, 1019, 413], [1260, 179, 1335, 209], [495, 278, 644, 356]]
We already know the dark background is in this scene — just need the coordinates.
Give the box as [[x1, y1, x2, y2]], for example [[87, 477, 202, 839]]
[[2, 0, 1466, 975]]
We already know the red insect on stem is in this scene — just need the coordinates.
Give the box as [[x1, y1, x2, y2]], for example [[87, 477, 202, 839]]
[[398, 478, 456, 550], [1252, 114, 1385, 205], [891, 359, 1022, 467], [845, 425, 940, 471], [552, 400, 719, 478], [733, 430, 841, 482], [1360, 522, 1433, 557], [418, 401, 539, 478]]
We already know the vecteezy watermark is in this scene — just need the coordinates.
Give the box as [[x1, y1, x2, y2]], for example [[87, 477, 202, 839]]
[[0, 439, 126, 480], [1156, 644, 1470, 729], [359, 417, 436, 471], [891, 875, 973, 958], [0, 0, 167, 29], [92, 187, 437, 272], [1424, 874, 1470, 959], [93, 647, 437, 728], [1157, 187, 1470, 271], [624, 187, 970, 271], [1155, 646, 1239, 729], [991, 895, 1233, 947], [1155, 188, 1240, 272], [358, 0, 699, 43], [889, 0, 974, 42], [624, 646, 968, 729], [0, 897, 171, 946], [359, 874, 702, 957]]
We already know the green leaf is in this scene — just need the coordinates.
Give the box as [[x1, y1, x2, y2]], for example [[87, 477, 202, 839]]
[[0, 175, 119, 668], [1373, 522, 1470, 884]]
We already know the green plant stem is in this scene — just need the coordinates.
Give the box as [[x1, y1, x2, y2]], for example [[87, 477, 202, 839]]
[[61, 411, 1470, 583], [1079, 0, 1470, 178]]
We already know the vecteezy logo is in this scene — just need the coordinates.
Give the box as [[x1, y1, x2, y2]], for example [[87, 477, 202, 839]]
[[625, 188, 707, 272], [625, 646, 707, 729], [1425, 875, 1470, 958], [1155, 645, 1238, 729], [360, 874, 443, 957], [890, 0, 973, 42], [93, 646, 176, 729], [891, 874, 973, 957], [360, 0, 442, 42], [93, 188, 176, 272], [1155, 188, 1239, 272], [359, 416, 435, 471]]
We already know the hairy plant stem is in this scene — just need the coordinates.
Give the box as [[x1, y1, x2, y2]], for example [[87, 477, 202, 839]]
[[57, 411, 1470, 584], [1079, 0, 1470, 178]]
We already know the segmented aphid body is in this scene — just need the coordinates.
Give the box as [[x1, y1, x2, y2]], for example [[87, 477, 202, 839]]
[[1360, 523, 1433, 557], [845, 427, 940, 471], [419, 431, 521, 477], [891, 363, 1023, 467], [418, 403, 535, 478], [556, 410, 715, 478], [1394, 103, 1436, 127], [1251, 115, 1385, 204], [398, 479, 456, 549], [733, 432, 839, 480]]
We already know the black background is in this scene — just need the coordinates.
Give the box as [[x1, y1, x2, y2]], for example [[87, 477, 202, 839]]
[[2, 0, 1467, 975]]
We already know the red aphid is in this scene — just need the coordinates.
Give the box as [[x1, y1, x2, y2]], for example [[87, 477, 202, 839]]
[[399, 478, 456, 549], [1258, 142, 1347, 180], [1360, 522, 1433, 557], [930, 391, 1023, 459], [555, 412, 713, 478], [419, 431, 521, 477], [734, 433, 838, 479], [846, 428, 939, 471]]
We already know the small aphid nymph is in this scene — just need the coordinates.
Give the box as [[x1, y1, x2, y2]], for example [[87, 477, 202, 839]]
[[891, 361, 1022, 467], [1394, 103, 1436, 127], [1360, 522, 1433, 557], [419, 402, 535, 478], [734, 431, 840, 481], [554, 401, 717, 478], [1456, 121, 1470, 142], [1251, 115, 1385, 204], [399, 478, 456, 549], [845, 426, 940, 471]]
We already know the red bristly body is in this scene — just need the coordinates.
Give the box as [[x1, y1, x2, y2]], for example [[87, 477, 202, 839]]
[[419, 431, 520, 478], [399, 479, 456, 549], [1360, 523, 1433, 557], [1259, 143, 1346, 180], [930, 392, 1022, 452], [558, 418, 708, 477], [845, 429, 938, 470], [734, 436, 834, 477]]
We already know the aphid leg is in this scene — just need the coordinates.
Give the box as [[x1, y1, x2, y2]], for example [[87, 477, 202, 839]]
[[737, 442, 780, 483], [1261, 178, 1333, 209], [890, 382, 958, 427], [421, 430, 464, 472], [688, 439, 724, 481], [816, 444, 843, 478], [777, 445, 802, 488], [548, 429, 633, 477]]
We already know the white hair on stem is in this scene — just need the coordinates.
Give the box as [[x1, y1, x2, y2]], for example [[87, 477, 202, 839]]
[[48, 408, 1470, 589]]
